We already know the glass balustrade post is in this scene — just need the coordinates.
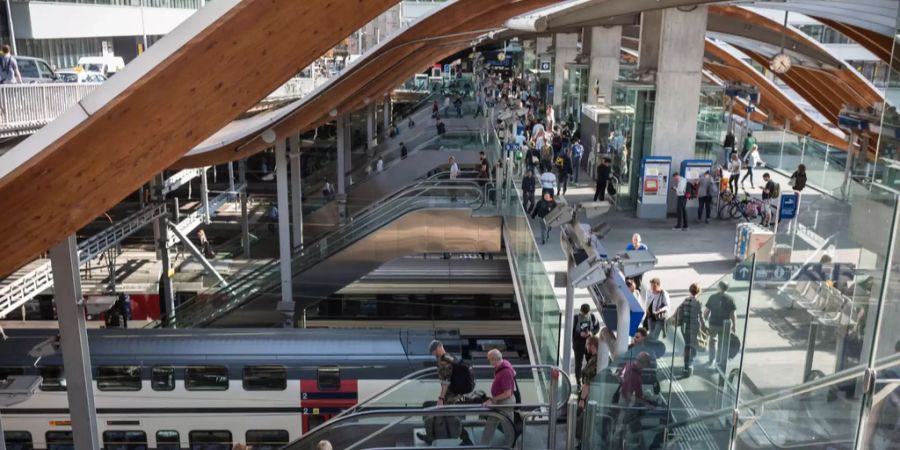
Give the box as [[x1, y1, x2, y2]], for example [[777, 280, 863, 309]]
[[547, 368, 559, 448], [565, 398, 578, 450], [779, 128, 786, 169], [823, 145, 830, 188]]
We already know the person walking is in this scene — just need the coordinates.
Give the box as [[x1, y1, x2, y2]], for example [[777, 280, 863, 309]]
[[418, 340, 474, 445], [675, 283, 706, 377], [555, 149, 573, 197], [572, 303, 600, 387], [539, 163, 557, 197], [704, 281, 737, 369], [644, 278, 670, 340], [672, 172, 688, 230], [741, 131, 756, 160], [594, 158, 611, 201], [530, 192, 557, 245], [480, 349, 518, 444], [617, 352, 655, 441], [742, 144, 763, 189], [436, 118, 446, 136], [376, 156, 384, 173], [571, 138, 584, 183], [790, 164, 807, 192], [727, 152, 742, 194], [697, 170, 716, 223], [0, 45, 22, 84], [522, 169, 537, 212], [400, 142, 408, 160], [625, 233, 649, 288]]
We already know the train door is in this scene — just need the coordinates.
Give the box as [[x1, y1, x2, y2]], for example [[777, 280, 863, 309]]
[[299, 367, 358, 433]]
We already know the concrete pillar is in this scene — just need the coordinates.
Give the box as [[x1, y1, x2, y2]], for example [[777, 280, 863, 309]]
[[336, 115, 347, 196], [366, 102, 377, 152], [49, 236, 100, 450], [289, 134, 304, 249], [643, 6, 708, 169], [382, 99, 391, 135], [638, 11, 662, 72], [274, 138, 294, 310], [588, 26, 621, 105], [200, 166, 210, 224], [552, 33, 579, 109], [156, 216, 174, 316]]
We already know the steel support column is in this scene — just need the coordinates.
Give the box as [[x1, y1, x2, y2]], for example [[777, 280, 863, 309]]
[[50, 235, 100, 450], [238, 160, 251, 258], [336, 115, 348, 219], [275, 138, 294, 319], [289, 135, 304, 249], [167, 223, 227, 286], [227, 161, 235, 192], [200, 166, 210, 224], [367, 102, 377, 152], [156, 216, 174, 316], [383, 99, 392, 136]]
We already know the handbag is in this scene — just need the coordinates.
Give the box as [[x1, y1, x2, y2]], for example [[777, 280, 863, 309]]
[[607, 182, 617, 196]]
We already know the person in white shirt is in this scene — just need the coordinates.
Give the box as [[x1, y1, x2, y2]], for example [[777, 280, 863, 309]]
[[539, 164, 557, 197], [672, 172, 688, 230], [376, 156, 384, 173], [742, 144, 764, 189], [449, 156, 460, 179]]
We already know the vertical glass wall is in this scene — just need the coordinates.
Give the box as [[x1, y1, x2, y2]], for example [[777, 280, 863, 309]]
[[562, 63, 589, 127]]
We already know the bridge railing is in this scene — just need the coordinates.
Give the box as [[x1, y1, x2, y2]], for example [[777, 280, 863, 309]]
[[0, 83, 101, 137]]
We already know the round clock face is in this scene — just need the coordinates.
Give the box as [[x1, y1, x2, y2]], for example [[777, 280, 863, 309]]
[[770, 53, 792, 74]]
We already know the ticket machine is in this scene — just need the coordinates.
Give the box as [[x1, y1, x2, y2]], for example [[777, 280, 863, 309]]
[[680, 159, 713, 217], [637, 156, 672, 219]]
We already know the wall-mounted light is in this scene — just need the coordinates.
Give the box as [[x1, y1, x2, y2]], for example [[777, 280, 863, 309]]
[[262, 129, 277, 144]]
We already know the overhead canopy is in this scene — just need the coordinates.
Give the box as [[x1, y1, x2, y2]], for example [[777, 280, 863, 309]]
[[0, 0, 401, 278], [755, 0, 899, 38]]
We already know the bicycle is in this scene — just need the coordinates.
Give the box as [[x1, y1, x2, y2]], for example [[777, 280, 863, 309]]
[[718, 190, 775, 227]]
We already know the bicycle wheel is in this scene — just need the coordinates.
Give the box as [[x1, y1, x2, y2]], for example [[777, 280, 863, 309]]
[[728, 203, 742, 220], [717, 203, 729, 220]]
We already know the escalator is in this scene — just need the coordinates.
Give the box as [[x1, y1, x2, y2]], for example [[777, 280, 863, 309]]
[[154, 178, 500, 328], [282, 364, 571, 450]]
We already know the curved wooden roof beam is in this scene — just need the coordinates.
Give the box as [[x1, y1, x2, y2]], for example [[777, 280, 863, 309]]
[[0, 0, 400, 278], [703, 40, 845, 148], [813, 17, 898, 73], [176, 0, 557, 168]]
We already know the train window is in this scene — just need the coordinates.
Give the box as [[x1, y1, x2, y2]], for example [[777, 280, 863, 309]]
[[188, 431, 231, 450], [151, 366, 175, 391], [242, 366, 286, 391], [102, 430, 147, 450], [98, 366, 142, 391], [156, 431, 180, 450], [185, 366, 228, 391], [4, 431, 33, 450], [0, 367, 24, 380], [39, 366, 66, 391], [45, 431, 73, 450], [317, 366, 340, 391], [245, 430, 289, 450]]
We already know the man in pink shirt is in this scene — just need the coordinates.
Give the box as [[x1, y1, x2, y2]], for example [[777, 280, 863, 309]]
[[481, 349, 517, 444]]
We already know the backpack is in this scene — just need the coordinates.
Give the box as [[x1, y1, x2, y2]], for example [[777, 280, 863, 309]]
[[448, 357, 476, 395], [771, 182, 781, 198]]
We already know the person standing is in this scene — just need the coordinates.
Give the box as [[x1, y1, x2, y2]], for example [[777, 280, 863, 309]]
[[376, 156, 384, 173], [617, 352, 655, 439], [522, 169, 537, 212], [625, 233, 649, 288], [727, 152, 742, 194], [594, 158, 611, 201], [572, 303, 600, 387], [572, 138, 584, 183], [578, 336, 600, 410], [436, 118, 446, 136], [761, 172, 778, 227], [530, 192, 557, 245], [418, 340, 474, 445], [742, 144, 763, 189], [790, 164, 807, 192], [449, 156, 460, 180], [741, 131, 756, 160], [481, 349, 517, 444], [697, 171, 715, 223], [704, 281, 737, 369], [675, 283, 706, 377], [539, 164, 557, 197], [672, 172, 688, 230], [400, 142, 408, 160], [644, 278, 670, 340], [0, 45, 22, 84]]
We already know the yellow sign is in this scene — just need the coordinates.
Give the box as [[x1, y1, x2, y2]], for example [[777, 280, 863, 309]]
[[49, 420, 71, 426]]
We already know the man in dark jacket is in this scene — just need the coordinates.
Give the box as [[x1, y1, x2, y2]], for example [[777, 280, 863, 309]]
[[556, 149, 573, 196], [400, 142, 408, 160], [530, 192, 557, 245], [522, 169, 537, 212], [594, 158, 612, 201], [573, 303, 600, 387], [436, 119, 446, 136]]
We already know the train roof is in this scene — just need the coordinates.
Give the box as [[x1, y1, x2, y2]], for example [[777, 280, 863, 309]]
[[0, 328, 435, 365]]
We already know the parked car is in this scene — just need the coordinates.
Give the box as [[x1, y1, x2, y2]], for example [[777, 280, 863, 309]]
[[14, 56, 57, 83], [56, 69, 107, 83], [77, 56, 125, 77]]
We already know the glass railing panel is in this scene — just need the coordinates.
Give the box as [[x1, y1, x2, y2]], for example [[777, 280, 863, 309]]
[[282, 409, 515, 450], [733, 370, 867, 449]]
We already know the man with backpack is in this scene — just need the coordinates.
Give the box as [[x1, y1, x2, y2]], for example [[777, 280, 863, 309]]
[[418, 340, 474, 445], [761, 172, 779, 227], [573, 304, 600, 387], [0, 45, 21, 84], [481, 349, 519, 444]]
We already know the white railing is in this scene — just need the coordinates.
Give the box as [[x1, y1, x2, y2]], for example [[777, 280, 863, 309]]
[[0, 203, 167, 319], [0, 83, 101, 136], [167, 183, 244, 247]]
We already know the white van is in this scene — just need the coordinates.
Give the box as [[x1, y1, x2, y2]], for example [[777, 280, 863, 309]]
[[77, 56, 125, 77]]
